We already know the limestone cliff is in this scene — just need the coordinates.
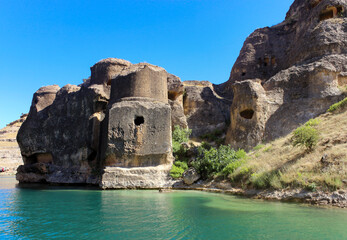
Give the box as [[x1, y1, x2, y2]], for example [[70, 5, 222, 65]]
[[16, 60, 177, 188], [15, 0, 347, 187], [225, 0, 347, 150]]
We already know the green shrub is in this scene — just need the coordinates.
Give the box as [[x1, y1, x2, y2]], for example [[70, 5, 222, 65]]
[[305, 182, 317, 192], [172, 125, 192, 144], [305, 118, 321, 127], [251, 172, 270, 189], [200, 129, 224, 142], [253, 144, 265, 151], [172, 125, 192, 161], [174, 161, 188, 170], [324, 176, 342, 191], [221, 159, 245, 178], [250, 170, 283, 189], [200, 141, 212, 150], [172, 141, 182, 154], [193, 145, 246, 179], [262, 145, 272, 153], [291, 125, 319, 151], [269, 174, 282, 189], [170, 165, 185, 179], [327, 97, 347, 113]]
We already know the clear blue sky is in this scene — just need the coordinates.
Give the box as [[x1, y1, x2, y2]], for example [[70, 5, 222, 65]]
[[0, 0, 293, 128]]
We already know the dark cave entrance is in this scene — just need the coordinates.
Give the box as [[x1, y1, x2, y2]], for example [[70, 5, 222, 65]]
[[134, 116, 144, 126], [240, 109, 254, 119]]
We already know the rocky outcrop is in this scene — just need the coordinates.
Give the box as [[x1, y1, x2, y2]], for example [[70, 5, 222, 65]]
[[182, 168, 200, 185], [16, 59, 175, 188], [225, 0, 347, 149], [0, 114, 27, 174], [167, 74, 188, 129], [183, 81, 232, 138], [15, 0, 347, 188]]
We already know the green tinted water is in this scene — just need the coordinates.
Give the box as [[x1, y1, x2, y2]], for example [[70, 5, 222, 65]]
[[1, 176, 347, 239]]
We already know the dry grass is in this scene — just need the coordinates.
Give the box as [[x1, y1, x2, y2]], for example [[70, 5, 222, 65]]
[[230, 110, 347, 191], [0, 141, 18, 147], [0, 131, 17, 139]]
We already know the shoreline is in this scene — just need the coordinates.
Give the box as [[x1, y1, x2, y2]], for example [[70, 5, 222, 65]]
[[3, 174, 347, 209], [172, 180, 347, 208]]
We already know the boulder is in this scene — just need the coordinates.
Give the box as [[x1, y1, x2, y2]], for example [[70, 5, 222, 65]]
[[183, 168, 201, 185]]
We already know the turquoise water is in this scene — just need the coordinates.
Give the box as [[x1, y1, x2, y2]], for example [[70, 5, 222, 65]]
[[1, 176, 347, 239]]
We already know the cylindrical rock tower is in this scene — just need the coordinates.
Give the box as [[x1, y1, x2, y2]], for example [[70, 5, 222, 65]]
[[100, 63, 173, 189]]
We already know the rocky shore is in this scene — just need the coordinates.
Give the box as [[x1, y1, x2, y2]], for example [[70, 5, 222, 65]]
[[172, 181, 347, 208]]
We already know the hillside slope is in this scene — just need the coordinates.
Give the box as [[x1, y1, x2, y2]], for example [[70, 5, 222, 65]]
[[0, 114, 26, 174], [230, 100, 347, 192]]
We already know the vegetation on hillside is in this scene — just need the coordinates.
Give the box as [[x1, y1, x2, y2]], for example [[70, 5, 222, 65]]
[[171, 100, 347, 192], [327, 97, 347, 113], [228, 106, 347, 191], [170, 126, 191, 179]]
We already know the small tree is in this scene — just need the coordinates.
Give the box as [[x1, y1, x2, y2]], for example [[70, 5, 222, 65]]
[[291, 125, 319, 151]]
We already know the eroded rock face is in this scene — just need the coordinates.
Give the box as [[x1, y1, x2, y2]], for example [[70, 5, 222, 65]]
[[167, 74, 188, 129], [227, 0, 346, 84], [17, 84, 108, 184], [225, 0, 347, 149], [17, 59, 175, 188], [183, 81, 232, 138], [226, 80, 269, 151]]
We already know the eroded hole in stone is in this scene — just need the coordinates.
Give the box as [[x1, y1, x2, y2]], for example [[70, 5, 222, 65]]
[[25, 154, 38, 165], [134, 116, 144, 125], [240, 109, 254, 119], [319, 6, 343, 21], [337, 6, 344, 15], [168, 91, 178, 100], [271, 57, 276, 66], [88, 150, 97, 161], [242, 72, 246, 76]]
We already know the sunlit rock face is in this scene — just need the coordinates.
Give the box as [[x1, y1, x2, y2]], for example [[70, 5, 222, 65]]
[[100, 64, 174, 189], [225, 0, 347, 149], [16, 59, 175, 188]]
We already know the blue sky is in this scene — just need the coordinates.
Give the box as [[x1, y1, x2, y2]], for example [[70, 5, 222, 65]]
[[0, 0, 293, 128]]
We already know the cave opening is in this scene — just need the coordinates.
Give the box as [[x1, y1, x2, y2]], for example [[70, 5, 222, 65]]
[[319, 6, 344, 21], [134, 116, 144, 126], [240, 109, 254, 119]]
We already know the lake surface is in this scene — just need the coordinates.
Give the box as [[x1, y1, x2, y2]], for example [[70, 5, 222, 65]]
[[1, 176, 347, 239]]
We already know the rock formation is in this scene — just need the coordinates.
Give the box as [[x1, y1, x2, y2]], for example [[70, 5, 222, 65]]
[[0, 114, 26, 174], [226, 0, 347, 150], [183, 81, 232, 138], [17, 60, 176, 188], [16, 0, 347, 186]]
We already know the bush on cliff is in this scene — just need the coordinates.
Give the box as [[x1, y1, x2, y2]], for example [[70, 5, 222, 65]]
[[170, 126, 192, 179], [172, 125, 192, 157], [291, 125, 319, 151], [327, 97, 347, 113], [192, 144, 246, 179], [170, 161, 189, 179]]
